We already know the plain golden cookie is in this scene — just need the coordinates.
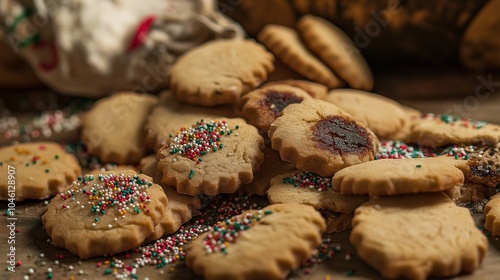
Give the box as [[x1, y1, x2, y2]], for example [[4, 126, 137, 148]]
[[81, 92, 158, 164], [238, 84, 312, 131], [333, 158, 464, 196], [263, 79, 328, 99], [407, 113, 500, 148], [326, 89, 410, 140], [42, 171, 168, 259], [485, 193, 500, 236], [186, 203, 326, 280], [145, 91, 236, 151], [0, 142, 81, 201], [269, 99, 379, 177], [297, 15, 373, 90], [157, 118, 264, 196], [351, 192, 488, 280], [169, 39, 274, 106], [139, 155, 201, 241], [257, 24, 343, 89]]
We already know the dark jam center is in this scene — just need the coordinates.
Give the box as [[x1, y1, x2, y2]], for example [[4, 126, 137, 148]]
[[261, 90, 304, 116], [312, 116, 372, 156]]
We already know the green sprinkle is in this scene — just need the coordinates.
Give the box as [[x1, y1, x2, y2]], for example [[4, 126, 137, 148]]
[[104, 269, 113, 275], [25, 163, 29, 167], [189, 170, 195, 179], [45, 169, 50, 173], [54, 155, 59, 160], [0, 162, 3, 166], [264, 210, 273, 215], [416, 164, 422, 168], [235, 125, 239, 129], [95, 218, 99, 222], [47, 272, 53, 279]]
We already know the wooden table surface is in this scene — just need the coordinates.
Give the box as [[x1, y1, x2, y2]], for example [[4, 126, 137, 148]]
[[1, 68, 500, 280]]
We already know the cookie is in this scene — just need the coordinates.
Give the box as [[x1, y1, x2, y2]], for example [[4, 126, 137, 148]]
[[269, 99, 379, 177], [169, 39, 274, 106], [263, 79, 328, 99], [333, 158, 464, 196], [445, 182, 496, 204], [326, 89, 410, 140], [42, 171, 168, 258], [407, 113, 500, 148], [257, 24, 343, 88], [238, 84, 312, 131], [0, 142, 81, 201], [465, 143, 500, 188], [485, 193, 500, 236], [157, 118, 264, 196], [297, 15, 373, 90], [268, 171, 368, 213], [351, 192, 488, 280], [81, 92, 158, 164], [145, 91, 236, 151], [186, 203, 326, 280], [238, 144, 295, 196], [139, 155, 201, 241]]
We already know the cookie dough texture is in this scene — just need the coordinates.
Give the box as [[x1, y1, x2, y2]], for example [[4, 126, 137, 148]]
[[269, 99, 379, 176], [326, 89, 410, 140], [258, 24, 343, 89], [485, 193, 500, 236], [0, 142, 81, 200], [169, 39, 274, 106], [145, 91, 236, 151], [157, 118, 264, 196], [351, 192, 488, 280], [81, 92, 158, 164], [186, 203, 326, 280], [139, 155, 201, 241], [333, 158, 465, 196], [42, 171, 168, 259], [297, 15, 373, 91]]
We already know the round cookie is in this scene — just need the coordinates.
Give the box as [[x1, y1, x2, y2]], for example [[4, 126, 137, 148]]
[[145, 91, 236, 151], [169, 39, 274, 106], [407, 113, 500, 148], [0, 142, 81, 201], [269, 99, 379, 177], [351, 192, 488, 279], [326, 89, 410, 140], [332, 158, 465, 196], [257, 24, 343, 89], [81, 92, 158, 164], [42, 171, 168, 259], [238, 84, 312, 131], [263, 79, 329, 99], [297, 15, 373, 91], [238, 144, 295, 196], [268, 171, 368, 213], [186, 203, 326, 280], [485, 193, 500, 236], [139, 155, 201, 241], [157, 118, 264, 196]]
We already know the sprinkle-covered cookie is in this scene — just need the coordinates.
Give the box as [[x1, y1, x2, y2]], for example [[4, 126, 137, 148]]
[[238, 84, 312, 131], [485, 193, 500, 236], [81, 92, 158, 164], [263, 79, 328, 99], [351, 192, 488, 280], [269, 99, 379, 176], [42, 171, 168, 258], [297, 15, 373, 90], [238, 144, 295, 196], [407, 113, 500, 147], [257, 24, 343, 88], [326, 89, 410, 140], [169, 39, 274, 106], [145, 91, 236, 151], [0, 142, 81, 201], [465, 143, 500, 187], [157, 118, 264, 196], [332, 158, 464, 196], [186, 203, 326, 280], [139, 155, 201, 241]]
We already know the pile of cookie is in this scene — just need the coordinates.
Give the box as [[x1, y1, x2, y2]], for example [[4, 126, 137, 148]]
[[2, 14, 500, 280]]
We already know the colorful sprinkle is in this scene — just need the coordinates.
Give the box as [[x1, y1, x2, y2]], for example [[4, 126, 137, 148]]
[[422, 113, 487, 129], [283, 171, 332, 191]]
